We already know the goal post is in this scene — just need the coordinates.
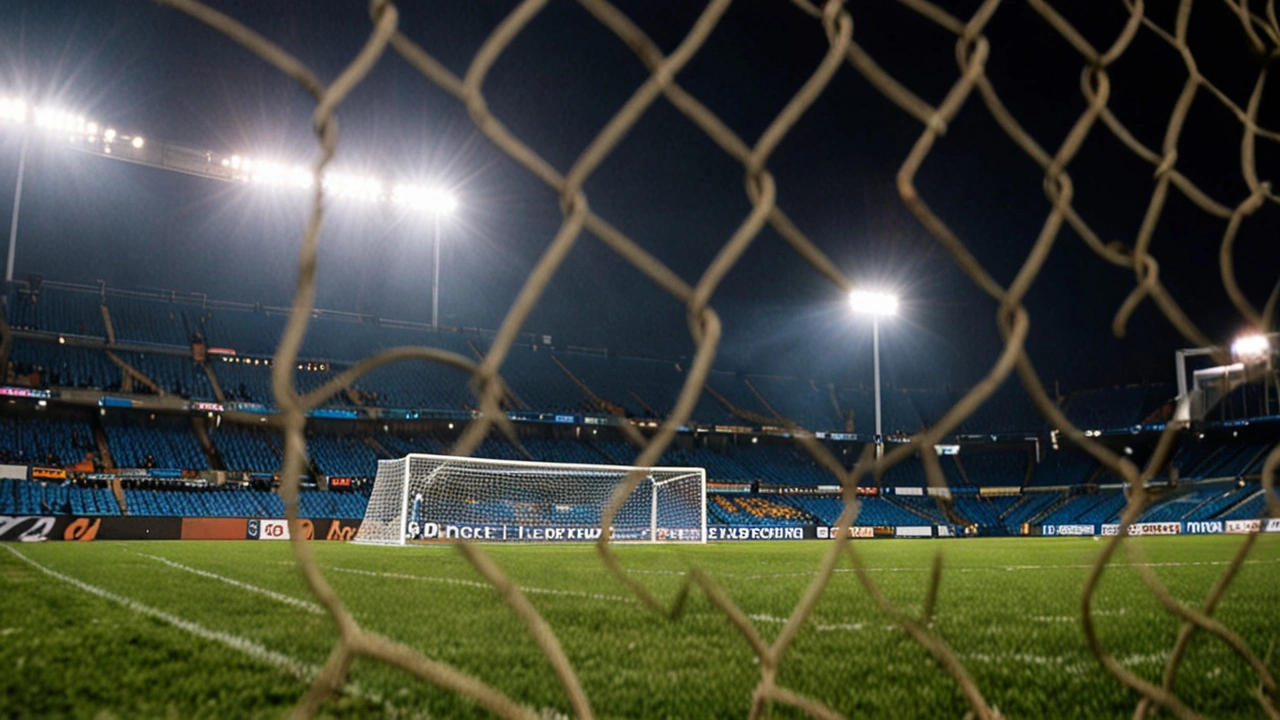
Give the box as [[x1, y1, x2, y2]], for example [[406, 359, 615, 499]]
[[352, 453, 707, 545]]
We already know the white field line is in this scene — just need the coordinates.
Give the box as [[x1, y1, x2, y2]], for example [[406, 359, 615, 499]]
[[330, 567, 637, 605], [1033, 608, 1127, 623], [748, 614, 882, 633], [3, 545, 318, 681], [726, 557, 1280, 580], [962, 650, 1167, 676], [130, 551, 324, 615]]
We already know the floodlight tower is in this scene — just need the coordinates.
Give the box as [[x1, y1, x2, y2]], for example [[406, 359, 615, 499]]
[[848, 289, 899, 458], [1232, 332, 1275, 417], [2, 97, 31, 284], [428, 190, 458, 330], [392, 184, 457, 329]]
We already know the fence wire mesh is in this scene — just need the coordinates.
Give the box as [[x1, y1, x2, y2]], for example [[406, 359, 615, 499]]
[[153, 0, 1280, 717]]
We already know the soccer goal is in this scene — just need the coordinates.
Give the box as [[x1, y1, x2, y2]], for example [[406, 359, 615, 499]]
[[352, 453, 707, 545]]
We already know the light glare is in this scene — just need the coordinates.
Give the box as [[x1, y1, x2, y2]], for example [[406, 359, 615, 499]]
[[848, 290, 899, 316], [1232, 334, 1270, 360], [0, 95, 459, 211], [392, 184, 457, 214], [323, 171, 383, 201], [0, 97, 27, 124]]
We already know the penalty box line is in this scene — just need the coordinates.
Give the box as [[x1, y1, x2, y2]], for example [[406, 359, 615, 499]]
[[330, 566, 640, 605], [128, 550, 325, 615]]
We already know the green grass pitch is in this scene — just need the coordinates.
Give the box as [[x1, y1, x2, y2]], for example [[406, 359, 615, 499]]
[[2, 536, 1277, 718]]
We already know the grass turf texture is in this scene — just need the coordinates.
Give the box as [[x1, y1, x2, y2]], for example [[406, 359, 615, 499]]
[[1, 536, 1277, 719]]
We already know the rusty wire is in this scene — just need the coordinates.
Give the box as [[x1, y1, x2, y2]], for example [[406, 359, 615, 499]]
[[151, 0, 1280, 716]]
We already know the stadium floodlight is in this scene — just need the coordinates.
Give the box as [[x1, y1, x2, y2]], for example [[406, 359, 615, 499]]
[[130, 136, 145, 150], [391, 184, 457, 214], [1231, 334, 1270, 361], [848, 289, 899, 458], [848, 289, 899, 316], [321, 170, 384, 202], [0, 97, 28, 124]]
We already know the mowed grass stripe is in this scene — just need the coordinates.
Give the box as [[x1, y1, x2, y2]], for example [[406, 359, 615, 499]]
[[3, 544, 318, 679], [3, 536, 1275, 719]]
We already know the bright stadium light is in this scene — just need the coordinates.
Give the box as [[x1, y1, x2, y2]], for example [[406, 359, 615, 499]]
[[0, 97, 28, 124], [0, 91, 467, 285], [848, 288, 900, 458], [1232, 334, 1270, 361], [392, 184, 457, 214], [848, 289, 899, 316], [321, 170, 383, 202]]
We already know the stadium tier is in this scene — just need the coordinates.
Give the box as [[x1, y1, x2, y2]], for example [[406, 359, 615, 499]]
[[3, 283, 1278, 537], [5, 284, 1205, 438]]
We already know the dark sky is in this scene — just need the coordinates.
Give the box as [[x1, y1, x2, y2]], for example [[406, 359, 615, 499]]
[[0, 0, 1275, 394]]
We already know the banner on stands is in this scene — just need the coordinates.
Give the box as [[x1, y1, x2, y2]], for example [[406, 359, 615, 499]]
[[399, 521, 700, 542], [247, 518, 292, 540], [0, 516, 58, 542], [182, 518, 248, 540], [0, 515, 360, 541], [1183, 521, 1225, 535], [1225, 519, 1280, 534], [31, 467, 67, 480], [1042, 524, 1096, 536], [815, 525, 875, 539], [895, 526, 933, 538], [1100, 522, 1181, 536], [979, 486, 1022, 497], [0, 515, 181, 541], [894, 487, 924, 496], [708, 525, 812, 541]]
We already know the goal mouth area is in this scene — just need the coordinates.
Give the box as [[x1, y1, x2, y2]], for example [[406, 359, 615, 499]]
[[354, 454, 707, 546]]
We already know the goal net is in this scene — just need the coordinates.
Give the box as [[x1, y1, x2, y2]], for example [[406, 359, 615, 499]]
[[352, 453, 706, 545]]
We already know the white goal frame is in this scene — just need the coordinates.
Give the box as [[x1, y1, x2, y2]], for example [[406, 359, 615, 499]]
[[352, 453, 707, 545]]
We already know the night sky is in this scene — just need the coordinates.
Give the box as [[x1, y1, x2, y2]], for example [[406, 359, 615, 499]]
[[0, 0, 1275, 395]]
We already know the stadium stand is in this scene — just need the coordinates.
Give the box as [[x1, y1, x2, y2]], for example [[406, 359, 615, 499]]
[[6, 287, 105, 337], [0, 416, 96, 467], [1, 479, 117, 515], [306, 434, 380, 478], [9, 340, 121, 390], [709, 495, 817, 526], [498, 347, 590, 415], [1219, 485, 1278, 520], [553, 352, 682, 419], [113, 350, 216, 399], [210, 425, 282, 473], [958, 450, 1027, 487], [105, 296, 192, 346], [103, 419, 210, 471], [3, 283, 1278, 538]]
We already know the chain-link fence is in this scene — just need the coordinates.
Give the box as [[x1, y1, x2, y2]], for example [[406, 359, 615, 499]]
[[155, 0, 1280, 717]]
